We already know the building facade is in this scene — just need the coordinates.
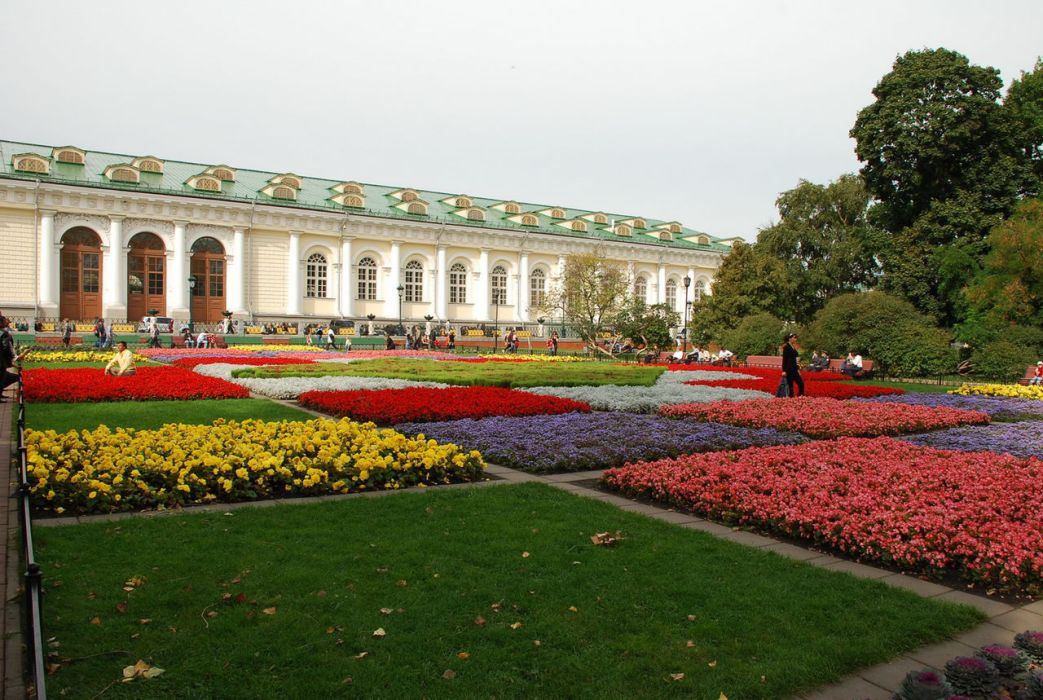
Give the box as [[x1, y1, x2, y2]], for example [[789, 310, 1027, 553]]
[[0, 141, 733, 330]]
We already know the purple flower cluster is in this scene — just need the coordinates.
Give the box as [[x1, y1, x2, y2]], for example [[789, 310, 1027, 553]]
[[395, 412, 807, 473], [899, 421, 1043, 459], [856, 393, 1043, 419]]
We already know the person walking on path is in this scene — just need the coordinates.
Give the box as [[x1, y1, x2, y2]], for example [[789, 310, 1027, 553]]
[[781, 332, 804, 398], [62, 318, 73, 348]]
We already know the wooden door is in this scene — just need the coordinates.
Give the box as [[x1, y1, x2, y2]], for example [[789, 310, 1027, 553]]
[[190, 237, 226, 323], [59, 228, 103, 321], [127, 232, 167, 322]]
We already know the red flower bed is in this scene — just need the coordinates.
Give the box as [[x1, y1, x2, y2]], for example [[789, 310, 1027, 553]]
[[24, 366, 249, 403], [684, 376, 904, 399], [660, 397, 988, 439], [173, 357, 315, 369], [667, 364, 846, 381], [299, 387, 590, 424], [602, 437, 1043, 592]]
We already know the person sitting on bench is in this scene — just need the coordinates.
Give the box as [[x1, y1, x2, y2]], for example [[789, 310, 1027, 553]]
[[841, 350, 863, 378]]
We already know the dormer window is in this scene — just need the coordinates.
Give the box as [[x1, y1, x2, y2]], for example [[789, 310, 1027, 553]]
[[504, 202, 521, 214], [208, 166, 236, 181], [133, 156, 164, 173], [332, 193, 365, 208], [407, 202, 428, 215], [397, 189, 420, 202], [593, 213, 608, 224], [521, 214, 539, 226], [658, 231, 673, 241], [549, 208, 566, 219], [631, 218, 647, 229], [270, 174, 303, 189], [52, 146, 86, 165], [466, 207, 485, 221], [614, 224, 632, 237], [669, 223, 682, 234], [455, 196, 473, 208], [187, 175, 222, 192], [11, 154, 49, 174], [105, 164, 141, 184], [333, 182, 364, 195], [571, 220, 587, 232], [697, 235, 710, 245], [270, 185, 297, 200]]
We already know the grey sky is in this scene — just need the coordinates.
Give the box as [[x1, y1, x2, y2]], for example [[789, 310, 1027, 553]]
[[2, 0, 1040, 240]]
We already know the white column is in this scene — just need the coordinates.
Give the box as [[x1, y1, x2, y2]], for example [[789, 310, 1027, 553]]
[[517, 250, 529, 322], [38, 210, 58, 312], [228, 227, 247, 315], [286, 231, 302, 316], [435, 244, 448, 320], [339, 237, 354, 318], [168, 221, 188, 317], [384, 240, 401, 319], [103, 215, 126, 318], [475, 248, 490, 321], [657, 263, 667, 305]]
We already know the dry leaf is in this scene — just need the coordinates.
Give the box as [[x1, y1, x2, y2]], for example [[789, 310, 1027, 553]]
[[125, 576, 146, 588], [89, 617, 101, 626], [115, 602, 128, 614], [473, 615, 486, 626], [670, 673, 685, 681], [442, 669, 456, 680], [590, 531, 624, 546], [86, 592, 97, 600], [686, 614, 696, 621], [262, 607, 277, 616], [568, 606, 578, 613], [221, 593, 232, 602], [521, 551, 530, 558], [46, 662, 62, 674], [130, 633, 140, 639], [353, 651, 368, 660], [510, 622, 523, 630], [719, 694, 729, 700], [123, 587, 135, 593], [760, 675, 767, 684], [395, 580, 408, 588], [317, 590, 327, 598], [234, 593, 248, 604], [490, 602, 503, 612], [373, 628, 386, 637], [533, 640, 541, 647], [457, 651, 470, 660], [206, 611, 218, 619], [708, 660, 717, 668], [380, 607, 393, 615], [342, 676, 352, 684], [230, 576, 241, 584], [686, 640, 695, 648], [143, 667, 165, 679]]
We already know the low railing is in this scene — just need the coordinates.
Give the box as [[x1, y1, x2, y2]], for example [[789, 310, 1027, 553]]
[[14, 373, 47, 699]]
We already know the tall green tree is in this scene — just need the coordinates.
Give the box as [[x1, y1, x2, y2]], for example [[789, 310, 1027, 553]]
[[541, 251, 630, 354], [851, 48, 1035, 232], [756, 174, 883, 323], [1004, 58, 1043, 185]]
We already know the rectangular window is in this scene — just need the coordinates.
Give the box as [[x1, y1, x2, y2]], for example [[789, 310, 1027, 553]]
[[209, 260, 224, 297], [82, 254, 100, 293], [147, 257, 164, 296]]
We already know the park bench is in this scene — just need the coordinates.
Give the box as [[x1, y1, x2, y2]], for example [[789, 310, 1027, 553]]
[[262, 337, 290, 345], [35, 336, 82, 346], [826, 358, 874, 378], [744, 355, 783, 369], [1018, 365, 1039, 386]]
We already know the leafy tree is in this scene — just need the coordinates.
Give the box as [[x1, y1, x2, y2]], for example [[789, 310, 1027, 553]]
[[851, 48, 1035, 233], [970, 340, 1039, 381], [804, 291, 953, 376], [541, 252, 630, 355], [720, 313, 787, 358], [1004, 58, 1043, 185], [756, 174, 883, 323], [614, 300, 680, 359]]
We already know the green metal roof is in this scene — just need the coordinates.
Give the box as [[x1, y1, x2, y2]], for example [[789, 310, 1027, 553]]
[[0, 140, 728, 252]]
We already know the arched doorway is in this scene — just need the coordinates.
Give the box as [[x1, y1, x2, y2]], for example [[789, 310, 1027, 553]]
[[127, 232, 166, 322], [59, 227, 103, 321], [190, 237, 226, 324]]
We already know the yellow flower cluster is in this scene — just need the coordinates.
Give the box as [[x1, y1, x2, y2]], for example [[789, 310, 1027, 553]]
[[27, 418, 485, 514], [225, 345, 327, 353], [950, 383, 1043, 401], [27, 350, 148, 363]]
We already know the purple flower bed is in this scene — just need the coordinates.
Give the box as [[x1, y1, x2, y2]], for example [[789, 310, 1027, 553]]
[[856, 393, 1043, 419], [395, 413, 808, 474], [900, 421, 1043, 459]]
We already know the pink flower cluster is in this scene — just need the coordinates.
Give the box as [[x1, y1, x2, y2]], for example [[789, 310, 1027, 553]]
[[667, 365, 847, 381], [683, 376, 903, 399], [660, 397, 989, 439], [173, 357, 315, 368], [602, 437, 1043, 592]]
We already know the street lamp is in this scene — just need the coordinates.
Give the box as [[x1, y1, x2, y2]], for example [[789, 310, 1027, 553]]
[[187, 275, 198, 334], [396, 285, 404, 337], [682, 276, 691, 353], [492, 296, 500, 354]]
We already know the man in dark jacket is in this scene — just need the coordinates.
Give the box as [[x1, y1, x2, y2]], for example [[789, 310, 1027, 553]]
[[781, 333, 804, 398]]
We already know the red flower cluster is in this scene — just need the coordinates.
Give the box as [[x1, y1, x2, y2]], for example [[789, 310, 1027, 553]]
[[668, 364, 846, 381], [173, 357, 315, 368], [684, 376, 903, 399], [602, 437, 1043, 592], [660, 397, 989, 439], [24, 366, 249, 403], [299, 387, 590, 424]]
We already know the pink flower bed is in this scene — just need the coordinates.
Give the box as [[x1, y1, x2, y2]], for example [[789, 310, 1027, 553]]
[[683, 376, 904, 399], [602, 437, 1043, 592], [660, 397, 989, 439], [667, 364, 846, 381], [173, 357, 315, 368]]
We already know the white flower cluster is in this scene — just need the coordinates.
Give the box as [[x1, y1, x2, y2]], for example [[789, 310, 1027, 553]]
[[523, 371, 769, 413], [192, 363, 449, 399]]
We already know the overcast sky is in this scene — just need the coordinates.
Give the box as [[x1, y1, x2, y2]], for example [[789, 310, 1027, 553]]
[[2, 1, 1041, 240]]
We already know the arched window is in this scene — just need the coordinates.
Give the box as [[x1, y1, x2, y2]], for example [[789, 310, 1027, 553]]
[[191, 176, 221, 192], [614, 224, 632, 237], [341, 182, 363, 195], [521, 214, 538, 226], [136, 158, 163, 173], [109, 167, 139, 183], [571, 220, 587, 232], [632, 218, 647, 229], [669, 223, 682, 234], [55, 149, 85, 164], [698, 235, 710, 245], [407, 202, 427, 215], [455, 196, 472, 207], [504, 202, 520, 214], [271, 185, 296, 200], [529, 268, 546, 308], [466, 208, 485, 221], [490, 265, 507, 305], [127, 232, 166, 320], [449, 263, 468, 304], [400, 190, 418, 202], [306, 253, 328, 298], [634, 276, 647, 302], [211, 167, 235, 181], [693, 280, 706, 302], [593, 213, 608, 224], [404, 260, 424, 302], [356, 257, 377, 300], [14, 156, 48, 174], [273, 175, 302, 189], [549, 208, 566, 219], [344, 195, 364, 208], [665, 279, 677, 310]]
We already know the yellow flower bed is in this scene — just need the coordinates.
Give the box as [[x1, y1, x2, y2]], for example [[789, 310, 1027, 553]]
[[27, 350, 149, 363], [27, 418, 485, 514], [949, 383, 1043, 401], [226, 345, 327, 353]]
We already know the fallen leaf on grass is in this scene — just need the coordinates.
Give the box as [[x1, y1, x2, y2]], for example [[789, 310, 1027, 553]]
[[395, 580, 408, 588], [670, 673, 685, 681], [473, 615, 486, 626], [719, 694, 729, 700], [206, 611, 219, 619], [317, 590, 327, 598], [533, 640, 541, 647], [590, 531, 624, 546], [373, 628, 386, 637], [686, 640, 695, 648], [568, 606, 578, 613], [708, 660, 717, 668], [262, 607, 277, 616], [115, 602, 128, 614], [686, 614, 697, 621], [490, 602, 503, 612], [442, 669, 456, 680], [457, 652, 470, 660], [122, 659, 164, 682], [89, 617, 101, 626], [510, 622, 523, 630], [353, 651, 368, 660], [380, 608, 393, 616], [86, 592, 97, 600], [521, 551, 530, 558]]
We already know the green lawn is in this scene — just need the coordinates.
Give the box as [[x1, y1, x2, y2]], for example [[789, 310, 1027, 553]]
[[28, 399, 314, 433], [860, 380, 956, 394], [36, 483, 981, 699], [234, 358, 664, 388]]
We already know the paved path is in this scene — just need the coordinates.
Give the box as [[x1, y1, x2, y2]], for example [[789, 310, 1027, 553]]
[[1, 393, 28, 698], [10, 410, 1043, 699]]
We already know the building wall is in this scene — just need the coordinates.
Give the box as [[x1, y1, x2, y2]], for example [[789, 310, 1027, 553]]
[[0, 205, 37, 312], [248, 229, 288, 316]]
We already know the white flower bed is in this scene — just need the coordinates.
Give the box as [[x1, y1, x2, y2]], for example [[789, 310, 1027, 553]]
[[192, 363, 449, 399]]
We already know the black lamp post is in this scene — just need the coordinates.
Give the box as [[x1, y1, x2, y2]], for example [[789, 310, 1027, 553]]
[[187, 275, 198, 333], [492, 297, 500, 354], [682, 275, 691, 353], [396, 285, 404, 336]]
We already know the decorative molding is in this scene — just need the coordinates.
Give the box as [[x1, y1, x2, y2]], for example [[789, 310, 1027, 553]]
[[54, 212, 110, 235]]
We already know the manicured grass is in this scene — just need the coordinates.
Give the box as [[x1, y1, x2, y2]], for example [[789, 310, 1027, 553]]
[[28, 398, 314, 433], [36, 483, 981, 699], [860, 380, 955, 394], [234, 358, 664, 388]]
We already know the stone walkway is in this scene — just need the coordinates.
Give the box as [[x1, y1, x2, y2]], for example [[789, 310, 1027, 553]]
[[9, 414, 1043, 699], [1, 394, 28, 699]]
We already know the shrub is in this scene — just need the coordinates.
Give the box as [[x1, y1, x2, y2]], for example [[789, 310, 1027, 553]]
[[969, 340, 1038, 381], [720, 312, 787, 358]]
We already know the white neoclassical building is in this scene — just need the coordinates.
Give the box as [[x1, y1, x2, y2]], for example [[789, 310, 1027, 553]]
[[0, 140, 735, 329]]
